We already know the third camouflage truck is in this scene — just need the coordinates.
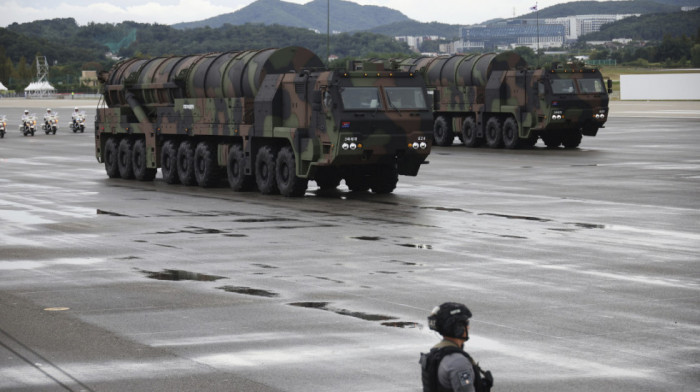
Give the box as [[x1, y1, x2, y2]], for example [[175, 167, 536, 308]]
[[397, 52, 612, 149], [95, 47, 432, 197]]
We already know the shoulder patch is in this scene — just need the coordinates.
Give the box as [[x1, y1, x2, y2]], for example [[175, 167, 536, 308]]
[[458, 370, 471, 386]]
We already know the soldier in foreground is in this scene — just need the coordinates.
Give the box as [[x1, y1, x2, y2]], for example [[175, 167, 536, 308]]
[[420, 302, 493, 392]]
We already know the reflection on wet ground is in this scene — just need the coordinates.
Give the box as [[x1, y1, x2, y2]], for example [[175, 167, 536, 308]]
[[138, 269, 227, 281]]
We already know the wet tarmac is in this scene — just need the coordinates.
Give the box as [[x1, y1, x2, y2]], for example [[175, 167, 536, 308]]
[[0, 99, 699, 391]]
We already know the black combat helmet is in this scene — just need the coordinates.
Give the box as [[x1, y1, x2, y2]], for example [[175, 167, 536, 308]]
[[428, 302, 472, 339]]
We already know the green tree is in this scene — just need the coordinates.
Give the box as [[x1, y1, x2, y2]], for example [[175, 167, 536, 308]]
[[691, 44, 700, 67]]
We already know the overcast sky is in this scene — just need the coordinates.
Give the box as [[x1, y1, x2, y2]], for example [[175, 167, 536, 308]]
[[1, 0, 591, 28]]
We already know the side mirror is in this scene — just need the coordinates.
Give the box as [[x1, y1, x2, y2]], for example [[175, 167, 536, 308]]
[[607, 79, 613, 94]]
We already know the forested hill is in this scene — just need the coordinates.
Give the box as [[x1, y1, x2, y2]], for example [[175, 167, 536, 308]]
[[1, 18, 410, 65], [580, 7, 700, 41], [172, 0, 410, 32], [519, 0, 698, 19]]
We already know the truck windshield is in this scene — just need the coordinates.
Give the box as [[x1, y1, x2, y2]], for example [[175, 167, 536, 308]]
[[577, 78, 605, 94], [551, 79, 576, 94], [340, 87, 382, 110], [385, 87, 428, 110]]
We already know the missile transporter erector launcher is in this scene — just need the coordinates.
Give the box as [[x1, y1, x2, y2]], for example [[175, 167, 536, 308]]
[[397, 52, 611, 149], [95, 47, 433, 196]]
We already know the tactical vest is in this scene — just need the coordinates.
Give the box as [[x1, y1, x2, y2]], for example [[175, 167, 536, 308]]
[[420, 346, 493, 392]]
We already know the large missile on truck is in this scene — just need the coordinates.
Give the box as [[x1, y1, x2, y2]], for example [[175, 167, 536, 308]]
[[95, 47, 433, 196], [397, 52, 611, 149]]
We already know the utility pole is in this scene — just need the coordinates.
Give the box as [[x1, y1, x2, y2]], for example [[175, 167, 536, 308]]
[[327, 0, 330, 66]]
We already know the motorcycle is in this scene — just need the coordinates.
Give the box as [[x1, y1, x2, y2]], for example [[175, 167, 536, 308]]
[[0, 115, 6, 138], [20, 114, 37, 137], [43, 112, 59, 135], [70, 111, 86, 133]]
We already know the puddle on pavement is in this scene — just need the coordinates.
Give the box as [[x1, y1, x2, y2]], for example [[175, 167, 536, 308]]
[[399, 243, 433, 250], [352, 236, 383, 241], [289, 302, 397, 322], [421, 206, 472, 214], [381, 321, 422, 328], [252, 263, 278, 269], [155, 226, 226, 235], [96, 209, 128, 217], [307, 275, 344, 284], [382, 259, 417, 266], [569, 222, 607, 229], [217, 286, 278, 297], [138, 269, 227, 281], [479, 213, 551, 223], [234, 218, 299, 223]]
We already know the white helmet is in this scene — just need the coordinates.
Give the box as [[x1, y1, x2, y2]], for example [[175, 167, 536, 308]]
[[24, 110, 29, 114], [47, 108, 51, 112], [74, 107, 79, 111]]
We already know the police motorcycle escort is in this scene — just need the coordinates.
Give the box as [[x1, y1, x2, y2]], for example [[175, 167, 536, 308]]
[[70, 107, 85, 133], [42, 108, 59, 135], [0, 115, 7, 138], [20, 110, 37, 136]]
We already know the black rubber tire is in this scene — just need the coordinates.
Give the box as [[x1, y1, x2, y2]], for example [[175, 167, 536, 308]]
[[461, 116, 480, 147], [255, 145, 279, 195], [104, 137, 120, 178], [562, 129, 583, 149], [433, 116, 454, 147], [227, 144, 254, 191], [484, 117, 503, 148], [314, 169, 342, 190], [177, 140, 197, 186], [194, 141, 220, 188], [345, 172, 371, 192], [276, 146, 308, 197], [370, 164, 398, 194], [132, 139, 156, 181], [117, 138, 134, 179], [541, 133, 562, 148], [160, 140, 180, 184], [502, 117, 521, 149]]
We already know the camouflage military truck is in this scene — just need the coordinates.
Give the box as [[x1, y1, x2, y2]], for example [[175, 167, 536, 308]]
[[95, 47, 432, 197], [396, 52, 611, 149]]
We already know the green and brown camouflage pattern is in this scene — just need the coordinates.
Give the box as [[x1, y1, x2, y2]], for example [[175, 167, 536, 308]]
[[397, 51, 610, 148], [95, 46, 432, 194]]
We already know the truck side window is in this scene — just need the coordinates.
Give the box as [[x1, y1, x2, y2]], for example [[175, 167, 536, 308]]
[[538, 81, 545, 96], [323, 91, 333, 110]]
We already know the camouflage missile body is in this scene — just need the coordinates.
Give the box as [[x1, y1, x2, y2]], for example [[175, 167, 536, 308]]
[[95, 46, 432, 196], [397, 52, 610, 149]]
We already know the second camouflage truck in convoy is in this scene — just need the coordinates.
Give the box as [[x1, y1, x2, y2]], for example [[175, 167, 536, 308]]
[[396, 52, 611, 149], [95, 46, 432, 196]]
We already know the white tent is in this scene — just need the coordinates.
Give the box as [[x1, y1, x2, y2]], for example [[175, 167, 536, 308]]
[[24, 81, 56, 97], [0, 81, 7, 91]]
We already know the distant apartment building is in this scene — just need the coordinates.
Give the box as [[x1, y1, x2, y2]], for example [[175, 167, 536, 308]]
[[395, 35, 445, 52], [442, 13, 638, 54], [457, 21, 565, 51]]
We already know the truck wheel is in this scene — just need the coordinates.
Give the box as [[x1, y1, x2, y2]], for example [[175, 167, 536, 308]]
[[345, 172, 370, 192], [314, 169, 341, 190], [104, 137, 121, 178], [177, 140, 197, 185], [541, 133, 562, 148], [227, 144, 254, 191], [276, 146, 308, 197], [194, 141, 220, 188], [132, 139, 156, 181], [433, 116, 454, 147], [370, 164, 398, 194], [502, 117, 521, 149], [161, 140, 180, 184], [562, 129, 582, 149], [485, 117, 503, 148], [117, 138, 135, 179], [461, 116, 480, 147], [255, 145, 279, 195]]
